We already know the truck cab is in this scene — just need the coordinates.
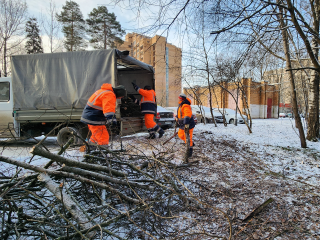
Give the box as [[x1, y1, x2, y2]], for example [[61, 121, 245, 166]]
[[0, 77, 14, 138]]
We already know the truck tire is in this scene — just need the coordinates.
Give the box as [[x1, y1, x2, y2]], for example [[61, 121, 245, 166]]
[[57, 127, 81, 146], [229, 119, 235, 124]]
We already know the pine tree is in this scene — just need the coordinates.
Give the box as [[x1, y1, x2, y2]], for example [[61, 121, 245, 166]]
[[86, 6, 125, 49], [25, 18, 43, 54], [56, 0, 86, 51]]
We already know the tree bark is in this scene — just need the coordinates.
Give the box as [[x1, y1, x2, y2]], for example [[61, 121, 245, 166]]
[[278, 4, 307, 148], [38, 173, 95, 235], [306, 0, 320, 141]]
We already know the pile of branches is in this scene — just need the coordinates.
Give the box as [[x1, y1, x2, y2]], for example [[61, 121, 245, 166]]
[[0, 137, 232, 239]]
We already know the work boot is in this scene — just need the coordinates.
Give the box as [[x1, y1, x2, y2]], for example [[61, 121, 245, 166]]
[[158, 128, 165, 138], [189, 147, 193, 157], [146, 129, 156, 139], [147, 133, 156, 139]]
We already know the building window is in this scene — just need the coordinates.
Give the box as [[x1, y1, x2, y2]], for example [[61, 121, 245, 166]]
[[0, 82, 10, 102]]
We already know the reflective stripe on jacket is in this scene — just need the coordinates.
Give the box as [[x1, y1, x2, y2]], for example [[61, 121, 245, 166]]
[[177, 98, 195, 129], [138, 88, 157, 115], [81, 83, 116, 125]]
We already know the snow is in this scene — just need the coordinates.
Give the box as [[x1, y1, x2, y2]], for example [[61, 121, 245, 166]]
[[1, 118, 320, 238], [193, 118, 320, 186]]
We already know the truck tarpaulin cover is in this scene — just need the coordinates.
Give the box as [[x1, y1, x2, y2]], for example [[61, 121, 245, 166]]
[[11, 49, 116, 110]]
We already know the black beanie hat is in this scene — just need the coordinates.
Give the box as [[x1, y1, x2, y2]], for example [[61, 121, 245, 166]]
[[144, 85, 152, 90], [113, 85, 127, 98]]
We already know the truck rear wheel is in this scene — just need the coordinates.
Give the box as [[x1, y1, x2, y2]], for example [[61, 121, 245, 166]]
[[57, 127, 81, 146]]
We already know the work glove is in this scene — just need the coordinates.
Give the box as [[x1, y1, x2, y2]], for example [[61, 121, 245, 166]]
[[131, 82, 139, 91], [106, 118, 117, 127], [185, 124, 189, 129]]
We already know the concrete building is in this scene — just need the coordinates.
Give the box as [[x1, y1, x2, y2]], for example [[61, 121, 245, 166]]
[[116, 33, 182, 107], [184, 78, 279, 119]]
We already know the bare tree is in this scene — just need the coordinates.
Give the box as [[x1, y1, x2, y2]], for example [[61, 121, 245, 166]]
[[111, 0, 319, 144], [0, 0, 28, 76], [40, 0, 63, 53]]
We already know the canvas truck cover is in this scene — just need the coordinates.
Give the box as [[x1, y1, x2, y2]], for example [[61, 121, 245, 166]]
[[11, 49, 117, 111]]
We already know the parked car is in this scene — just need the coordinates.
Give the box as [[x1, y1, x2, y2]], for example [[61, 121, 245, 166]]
[[219, 108, 247, 124], [190, 105, 247, 124], [164, 107, 198, 125], [279, 113, 286, 118], [155, 105, 175, 129], [190, 105, 222, 123]]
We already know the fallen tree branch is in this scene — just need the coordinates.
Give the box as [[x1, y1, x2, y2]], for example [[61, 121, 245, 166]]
[[38, 173, 95, 237], [61, 165, 154, 190], [31, 146, 127, 177], [0, 156, 140, 204], [243, 198, 274, 222]]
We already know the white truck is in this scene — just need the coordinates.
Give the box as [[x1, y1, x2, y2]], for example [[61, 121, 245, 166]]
[[0, 49, 154, 145]]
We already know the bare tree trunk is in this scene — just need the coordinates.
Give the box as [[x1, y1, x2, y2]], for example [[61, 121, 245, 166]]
[[306, 1, 320, 141], [235, 81, 239, 126], [3, 39, 6, 77], [307, 70, 320, 141], [278, 5, 307, 148], [38, 173, 95, 236]]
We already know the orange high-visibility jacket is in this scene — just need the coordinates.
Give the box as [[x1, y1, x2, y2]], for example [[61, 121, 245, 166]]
[[138, 89, 157, 115], [177, 98, 195, 129], [81, 83, 116, 125]]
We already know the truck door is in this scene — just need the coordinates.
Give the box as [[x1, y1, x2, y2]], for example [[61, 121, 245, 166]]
[[0, 77, 14, 138]]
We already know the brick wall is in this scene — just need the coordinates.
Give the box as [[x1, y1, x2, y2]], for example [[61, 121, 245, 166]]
[[184, 78, 279, 119]]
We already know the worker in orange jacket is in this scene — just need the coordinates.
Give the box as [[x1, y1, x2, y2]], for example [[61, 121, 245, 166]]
[[81, 83, 126, 147], [176, 93, 195, 157], [131, 82, 164, 139]]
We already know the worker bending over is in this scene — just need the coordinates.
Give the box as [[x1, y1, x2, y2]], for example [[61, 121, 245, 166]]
[[81, 83, 126, 147], [131, 82, 164, 139], [177, 93, 195, 157]]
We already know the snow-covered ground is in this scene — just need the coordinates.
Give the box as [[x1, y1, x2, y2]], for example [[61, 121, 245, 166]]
[[1, 118, 319, 185], [1, 118, 320, 238], [198, 117, 314, 150], [194, 118, 320, 187]]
